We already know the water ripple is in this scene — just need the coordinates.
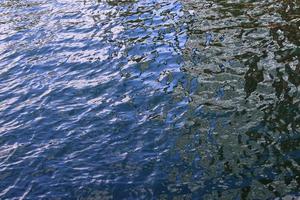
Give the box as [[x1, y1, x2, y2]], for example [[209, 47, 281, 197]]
[[0, 0, 189, 199], [1, 0, 300, 199]]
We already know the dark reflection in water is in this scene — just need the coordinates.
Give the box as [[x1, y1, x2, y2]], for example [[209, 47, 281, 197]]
[[0, 0, 299, 199], [168, 0, 300, 199]]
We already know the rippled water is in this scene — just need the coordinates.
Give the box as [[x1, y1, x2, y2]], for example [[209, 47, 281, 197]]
[[0, 0, 299, 199]]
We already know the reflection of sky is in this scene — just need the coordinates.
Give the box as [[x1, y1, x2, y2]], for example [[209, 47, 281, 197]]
[[0, 0, 190, 199], [0, 0, 187, 93]]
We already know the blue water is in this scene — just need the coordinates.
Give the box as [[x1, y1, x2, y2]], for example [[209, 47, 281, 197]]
[[0, 0, 300, 199]]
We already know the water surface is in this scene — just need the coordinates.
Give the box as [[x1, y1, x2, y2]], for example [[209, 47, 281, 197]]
[[0, 0, 299, 199]]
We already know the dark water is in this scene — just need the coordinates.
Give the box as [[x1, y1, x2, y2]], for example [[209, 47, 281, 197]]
[[0, 0, 299, 199]]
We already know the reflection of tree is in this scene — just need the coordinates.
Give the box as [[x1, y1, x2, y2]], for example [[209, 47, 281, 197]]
[[97, 0, 136, 6], [0, 0, 45, 32], [165, 0, 300, 199]]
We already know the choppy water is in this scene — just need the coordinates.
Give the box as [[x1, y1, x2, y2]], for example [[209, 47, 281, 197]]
[[0, 0, 299, 199]]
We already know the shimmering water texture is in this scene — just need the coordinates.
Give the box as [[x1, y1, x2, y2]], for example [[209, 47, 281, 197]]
[[0, 0, 299, 199]]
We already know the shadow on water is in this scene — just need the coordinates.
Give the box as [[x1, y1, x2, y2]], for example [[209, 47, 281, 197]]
[[164, 0, 300, 199], [0, 0, 299, 199]]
